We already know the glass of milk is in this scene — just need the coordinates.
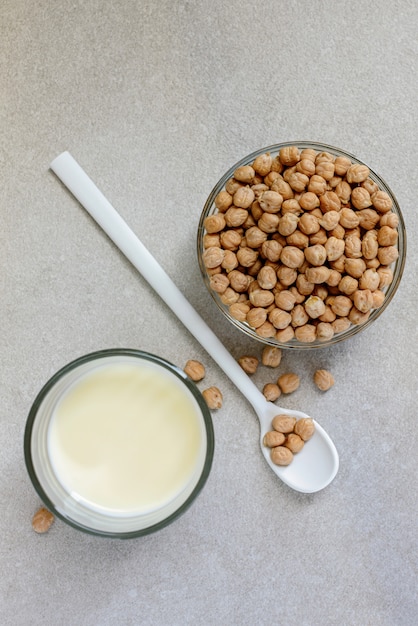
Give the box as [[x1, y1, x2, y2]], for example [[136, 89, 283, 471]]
[[24, 349, 214, 537]]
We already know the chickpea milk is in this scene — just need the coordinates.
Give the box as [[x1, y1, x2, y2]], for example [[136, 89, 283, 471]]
[[47, 361, 204, 516]]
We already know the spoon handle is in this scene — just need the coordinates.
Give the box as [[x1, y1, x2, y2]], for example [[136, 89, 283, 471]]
[[50, 151, 267, 414]]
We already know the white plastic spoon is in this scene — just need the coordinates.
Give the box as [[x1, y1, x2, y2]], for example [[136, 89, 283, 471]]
[[50, 151, 339, 493]]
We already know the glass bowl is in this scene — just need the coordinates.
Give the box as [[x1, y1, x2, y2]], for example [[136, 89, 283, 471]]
[[24, 349, 214, 538], [198, 141, 406, 350]]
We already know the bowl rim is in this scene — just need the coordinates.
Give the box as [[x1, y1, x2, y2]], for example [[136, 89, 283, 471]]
[[197, 141, 406, 350], [24, 348, 215, 538]]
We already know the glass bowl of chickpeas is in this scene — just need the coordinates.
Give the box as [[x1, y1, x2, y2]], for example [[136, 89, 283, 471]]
[[197, 142, 406, 349]]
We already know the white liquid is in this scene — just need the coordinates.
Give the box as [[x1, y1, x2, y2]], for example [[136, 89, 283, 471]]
[[47, 361, 204, 516]]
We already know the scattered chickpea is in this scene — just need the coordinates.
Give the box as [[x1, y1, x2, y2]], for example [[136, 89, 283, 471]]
[[238, 355, 259, 375], [202, 386, 223, 410], [277, 373, 300, 394], [314, 369, 335, 391], [184, 359, 206, 382], [32, 507, 54, 534], [261, 346, 282, 368], [263, 383, 281, 402]]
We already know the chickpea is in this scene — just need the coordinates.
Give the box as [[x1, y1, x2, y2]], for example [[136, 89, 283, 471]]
[[316, 322, 335, 342], [299, 213, 320, 235], [338, 275, 358, 295], [259, 190, 283, 213], [284, 433, 305, 454], [286, 230, 309, 249], [272, 414, 297, 433], [271, 446, 293, 466], [278, 213, 299, 236], [339, 207, 360, 229], [184, 360, 206, 382], [209, 273, 229, 294], [229, 302, 250, 322], [238, 355, 259, 374], [379, 212, 399, 228], [371, 190, 393, 213], [202, 246, 225, 269], [263, 384, 281, 402], [372, 290, 385, 308], [294, 324, 317, 342], [331, 295, 353, 317], [261, 346, 282, 368], [359, 269, 380, 291], [257, 212, 279, 234], [275, 290, 296, 311], [304, 295, 326, 319], [220, 230, 242, 251], [279, 146, 300, 166], [291, 304, 309, 327], [288, 171, 309, 192], [275, 326, 295, 343], [377, 225, 398, 247], [320, 191, 341, 213], [334, 180, 352, 204], [305, 266, 331, 284], [351, 187, 372, 209], [214, 190, 233, 212], [334, 156, 351, 176], [261, 239, 283, 262], [246, 307, 267, 328], [346, 164, 370, 183], [353, 289, 374, 313], [319, 210, 340, 231], [377, 245, 399, 265], [307, 174, 327, 195], [245, 226, 268, 248], [257, 266, 277, 290], [252, 153, 272, 176], [202, 387, 223, 410], [299, 191, 320, 211], [204, 214, 226, 234], [224, 207, 248, 228], [296, 158, 316, 177], [234, 165, 255, 183], [263, 430, 285, 447], [280, 246, 305, 269], [344, 258, 366, 278], [220, 287, 240, 305], [256, 321, 276, 338], [315, 160, 335, 180], [314, 369, 335, 391], [269, 308, 292, 330], [345, 234, 362, 259], [234, 186, 255, 209], [277, 266, 298, 286], [348, 306, 371, 325], [332, 316, 351, 334], [249, 287, 275, 308], [294, 418, 315, 441], [304, 244, 327, 266], [377, 266, 394, 288], [221, 250, 238, 271]]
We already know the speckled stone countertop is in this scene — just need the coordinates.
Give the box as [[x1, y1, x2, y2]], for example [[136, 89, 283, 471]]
[[1, 1, 417, 624]]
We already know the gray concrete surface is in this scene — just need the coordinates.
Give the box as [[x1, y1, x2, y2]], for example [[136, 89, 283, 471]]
[[1, 1, 417, 624]]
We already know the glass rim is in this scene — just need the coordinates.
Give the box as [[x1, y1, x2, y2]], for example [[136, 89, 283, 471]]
[[24, 348, 215, 538]]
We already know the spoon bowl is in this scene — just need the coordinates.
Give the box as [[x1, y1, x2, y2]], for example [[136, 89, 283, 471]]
[[50, 151, 339, 493]]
